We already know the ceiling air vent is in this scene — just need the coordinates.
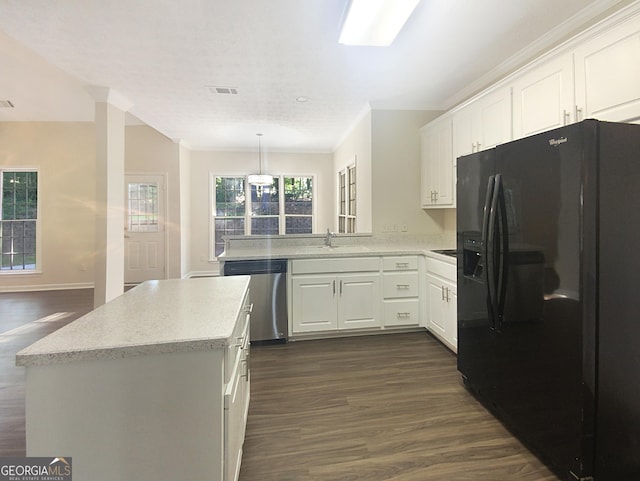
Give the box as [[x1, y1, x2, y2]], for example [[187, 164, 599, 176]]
[[208, 86, 238, 95], [0, 100, 15, 108]]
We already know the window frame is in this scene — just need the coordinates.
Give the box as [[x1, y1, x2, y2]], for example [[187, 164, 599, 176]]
[[338, 163, 356, 234], [210, 173, 316, 260], [0, 168, 42, 274]]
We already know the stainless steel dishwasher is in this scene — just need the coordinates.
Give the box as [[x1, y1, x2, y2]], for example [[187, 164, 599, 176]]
[[222, 259, 288, 343]]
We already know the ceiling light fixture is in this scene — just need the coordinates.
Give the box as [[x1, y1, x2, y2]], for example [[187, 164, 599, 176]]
[[339, 0, 420, 46], [247, 134, 273, 186]]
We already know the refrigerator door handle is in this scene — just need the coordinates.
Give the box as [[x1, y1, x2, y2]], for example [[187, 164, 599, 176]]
[[494, 174, 510, 332], [484, 175, 498, 330]]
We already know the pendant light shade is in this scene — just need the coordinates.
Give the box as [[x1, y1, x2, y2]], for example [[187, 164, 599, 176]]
[[248, 134, 273, 186]]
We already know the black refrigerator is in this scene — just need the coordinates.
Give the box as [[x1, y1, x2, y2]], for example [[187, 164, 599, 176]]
[[457, 119, 640, 481]]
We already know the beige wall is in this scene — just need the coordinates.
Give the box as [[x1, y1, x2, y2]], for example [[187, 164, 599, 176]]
[[333, 109, 372, 232], [0, 122, 96, 291], [371, 110, 446, 236], [0, 115, 454, 289], [124, 125, 183, 279], [178, 143, 192, 278], [188, 149, 334, 275]]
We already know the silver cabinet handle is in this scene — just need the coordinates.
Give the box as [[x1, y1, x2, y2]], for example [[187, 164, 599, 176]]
[[339, 280, 343, 295], [397, 312, 411, 318], [441, 285, 445, 301], [333, 280, 336, 295], [575, 105, 583, 122], [563, 109, 570, 125], [444, 287, 451, 302], [395, 262, 409, 268], [396, 284, 411, 290]]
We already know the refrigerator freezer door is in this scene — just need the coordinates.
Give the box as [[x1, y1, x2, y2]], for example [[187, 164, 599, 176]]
[[457, 149, 497, 400]]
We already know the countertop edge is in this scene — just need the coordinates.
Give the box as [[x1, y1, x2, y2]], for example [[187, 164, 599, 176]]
[[222, 246, 457, 264], [16, 338, 228, 368], [16, 277, 250, 368]]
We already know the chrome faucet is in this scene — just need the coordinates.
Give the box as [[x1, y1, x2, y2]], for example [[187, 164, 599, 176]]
[[325, 228, 336, 247]]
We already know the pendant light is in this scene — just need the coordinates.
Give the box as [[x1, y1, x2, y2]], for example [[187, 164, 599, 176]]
[[247, 133, 273, 186]]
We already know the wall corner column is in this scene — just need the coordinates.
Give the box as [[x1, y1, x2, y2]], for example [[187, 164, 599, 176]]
[[88, 86, 133, 307]]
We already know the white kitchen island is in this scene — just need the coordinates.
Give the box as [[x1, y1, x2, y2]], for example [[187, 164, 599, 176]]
[[16, 277, 251, 481]]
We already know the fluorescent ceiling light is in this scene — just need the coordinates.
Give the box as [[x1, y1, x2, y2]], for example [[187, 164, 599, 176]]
[[339, 0, 420, 46]]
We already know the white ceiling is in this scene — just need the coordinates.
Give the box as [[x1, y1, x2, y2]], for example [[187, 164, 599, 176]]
[[0, 0, 630, 152]]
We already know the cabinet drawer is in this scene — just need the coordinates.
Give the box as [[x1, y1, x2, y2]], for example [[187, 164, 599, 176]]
[[383, 271, 419, 298], [383, 299, 420, 327], [292, 256, 379, 274], [382, 256, 418, 271], [225, 294, 251, 383], [426, 258, 456, 281]]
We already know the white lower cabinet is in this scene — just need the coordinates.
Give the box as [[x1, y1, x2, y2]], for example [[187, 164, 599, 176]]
[[291, 272, 381, 333], [382, 256, 421, 327], [224, 309, 250, 481], [426, 258, 457, 352], [21, 282, 251, 481]]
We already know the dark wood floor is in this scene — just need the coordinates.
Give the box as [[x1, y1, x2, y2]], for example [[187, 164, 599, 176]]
[[1, 290, 559, 480], [241, 333, 560, 481], [0, 289, 94, 456]]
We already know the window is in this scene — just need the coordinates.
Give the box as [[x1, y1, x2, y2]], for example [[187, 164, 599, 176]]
[[127, 182, 159, 232], [213, 177, 246, 258], [250, 179, 280, 235], [338, 164, 356, 233], [1, 170, 39, 271], [211, 175, 314, 257], [284, 177, 313, 234]]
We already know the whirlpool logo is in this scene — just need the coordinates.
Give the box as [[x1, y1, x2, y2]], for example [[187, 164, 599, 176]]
[[0, 457, 72, 481], [548, 136, 568, 147]]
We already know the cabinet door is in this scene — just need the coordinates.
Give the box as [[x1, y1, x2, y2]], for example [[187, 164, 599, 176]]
[[291, 276, 337, 333], [338, 273, 381, 330], [442, 278, 458, 352], [574, 17, 640, 123], [224, 363, 244, 481], [453, 87, 512, 159], [426, 274, 446, 339], [478, 89, 512, 150], [421, 118, 454, 208], [512, 53, 574, 139]]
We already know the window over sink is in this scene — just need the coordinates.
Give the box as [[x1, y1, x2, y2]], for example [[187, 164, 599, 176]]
[[211, 174, 314, 258]]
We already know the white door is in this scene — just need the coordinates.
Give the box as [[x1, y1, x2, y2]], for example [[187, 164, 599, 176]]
[[124, 174, 166, 284]]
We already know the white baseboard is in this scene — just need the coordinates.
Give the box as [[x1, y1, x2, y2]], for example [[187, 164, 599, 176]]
[[184, 270, 221, 278], [0, 282, 94, 293]]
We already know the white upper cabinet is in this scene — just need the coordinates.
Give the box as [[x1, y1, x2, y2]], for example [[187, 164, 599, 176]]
[[574, 15, 640, 123], [419, 3, 640, 211], [512, 53, 575, 139], [452, 87, 512, 163], [420, 117, 454, 208]]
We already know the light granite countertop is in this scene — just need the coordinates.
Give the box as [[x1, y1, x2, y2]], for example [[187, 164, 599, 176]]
[[220, 242, 457, 264], [16, 277, 251, 367]]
